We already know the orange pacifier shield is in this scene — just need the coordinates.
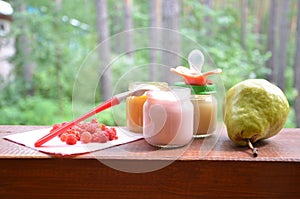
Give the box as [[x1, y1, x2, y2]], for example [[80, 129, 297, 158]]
[[170, 50, 222, 86]]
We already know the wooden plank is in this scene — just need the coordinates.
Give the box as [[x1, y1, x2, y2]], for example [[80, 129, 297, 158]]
[[1, 126, 300, 198], [0, 158, 300, 198]]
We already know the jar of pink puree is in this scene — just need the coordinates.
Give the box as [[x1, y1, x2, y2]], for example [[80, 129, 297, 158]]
[[143, 87, 194, 148]]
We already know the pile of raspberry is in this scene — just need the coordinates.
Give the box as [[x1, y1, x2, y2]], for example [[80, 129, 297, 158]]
[[51, 118, 118, 145]]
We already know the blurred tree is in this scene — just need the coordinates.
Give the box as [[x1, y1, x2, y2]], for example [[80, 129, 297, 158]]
[[276, 0, 292, 91], [203, 0, 213, 37], [266, 0, 279, 82], [17, 2, 35, 96], [253, 0, 268, 45], [110, 2, 122, 53], [241, 0, 248, 50], [123, 0, 134, 58], [294, 0, 300, 127], [96, 0, 112, 101], [149, 0, 161, 81], [161, 0, 181, 84], [54, 0, 63, 112]]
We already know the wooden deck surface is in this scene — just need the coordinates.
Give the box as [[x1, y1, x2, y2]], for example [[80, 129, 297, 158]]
[[1, 125, 300, 198]]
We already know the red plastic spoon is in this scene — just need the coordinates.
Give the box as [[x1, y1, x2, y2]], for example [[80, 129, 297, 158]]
[[34, 88, 150, 147]]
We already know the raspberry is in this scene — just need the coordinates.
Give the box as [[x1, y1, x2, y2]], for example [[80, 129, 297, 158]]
[[60, 133, 68, 142], [105, 128, 118, 141], [100, 123, 106, 131], [50, 123, 61, 133], [98, 133, 109, 143], [80, 131, 92, 144], [73, 125, 85, 134], [54, 118, 118, 145], [80, 122, 94, 133], [95, 128, 102, 134], [61, 122, 68, 126], [91, 118, 98, 123], [92, 132, 108, 143], [67, 129, 80, 140], [66, 134, 77, 145], [77, 122, 88, 130]]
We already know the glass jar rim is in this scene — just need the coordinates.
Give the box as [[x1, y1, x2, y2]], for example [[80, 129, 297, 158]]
[[128, 82, 168, 91], [146, 86, 191, 101]]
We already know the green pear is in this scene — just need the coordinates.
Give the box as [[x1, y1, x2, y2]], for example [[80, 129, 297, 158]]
[[224, 79, 289, 156]]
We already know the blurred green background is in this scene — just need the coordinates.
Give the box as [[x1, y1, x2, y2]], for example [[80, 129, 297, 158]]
[[0, 0, 299, 127]]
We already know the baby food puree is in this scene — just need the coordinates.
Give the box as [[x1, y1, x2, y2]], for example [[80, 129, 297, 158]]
[[143, 87, 194, 148], [126, 82, 168, 133]]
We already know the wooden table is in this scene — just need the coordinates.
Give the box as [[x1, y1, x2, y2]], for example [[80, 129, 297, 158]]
[[1, 125, 300, 198]]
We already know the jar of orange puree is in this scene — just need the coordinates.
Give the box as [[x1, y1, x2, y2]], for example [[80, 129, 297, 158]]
[[126, 82, 168, 133]]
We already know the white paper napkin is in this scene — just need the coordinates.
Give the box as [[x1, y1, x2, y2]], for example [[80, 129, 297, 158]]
[[3, 127, 143, 155]]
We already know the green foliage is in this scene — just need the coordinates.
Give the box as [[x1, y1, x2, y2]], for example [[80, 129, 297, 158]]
[[285, 107, 296, 128], [0, 96, 71, 125], [0, 0, 98, 125], [0, 0, 297, 127], [182, 2, 271, 89], [97, 109, 117, 127]]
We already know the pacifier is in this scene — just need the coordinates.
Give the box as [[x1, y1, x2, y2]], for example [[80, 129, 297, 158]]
[[170, 49, 222, 85]]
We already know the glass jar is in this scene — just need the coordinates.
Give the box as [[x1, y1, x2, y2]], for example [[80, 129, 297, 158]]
[[126, 82, 168, 133], [175, 82, 217, 138], [143, 87, 194, 148]]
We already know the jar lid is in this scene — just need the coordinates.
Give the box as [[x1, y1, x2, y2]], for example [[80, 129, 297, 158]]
[[128, 82, 168, 91], [174, 82, 216, 94]]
